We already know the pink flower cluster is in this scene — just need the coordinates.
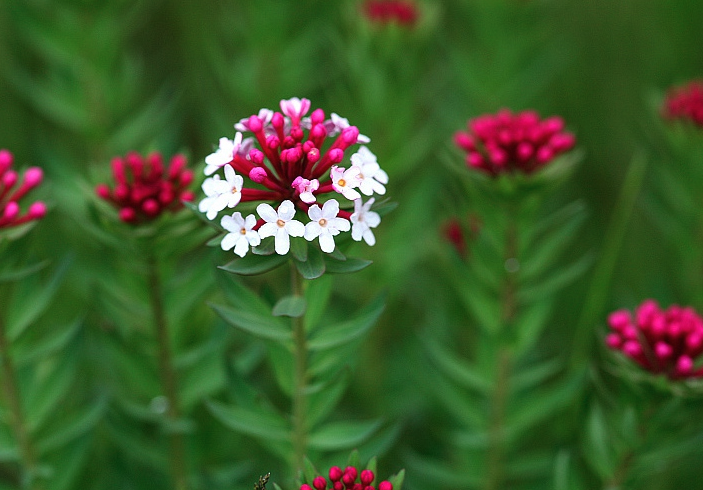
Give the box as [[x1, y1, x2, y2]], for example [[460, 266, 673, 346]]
[[662, 80, 703, 127], [606, 300, 703, 380], [362, 0, 418, 26], [454, 109, 576, 176], [95, 152, 195, 223], [301, 466, 392, 490], [0, 149, 46, 230]]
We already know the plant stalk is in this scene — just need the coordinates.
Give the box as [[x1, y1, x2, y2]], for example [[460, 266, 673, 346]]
[[291, 263, 308, 475], [146, 253, 189, 490], [0, 313, 42, 490]]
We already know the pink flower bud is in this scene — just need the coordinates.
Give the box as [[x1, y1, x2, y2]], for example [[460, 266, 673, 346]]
[[248, 115, 263, 132], [313, 476, 327, 490], [3, 170, 17, 188], [329, 148, 344, 163], [607, 310, 631, 330], [271, 112, 285, 130], [655, 341, 673, 359], [676, 355, 694, 374], [360, 470, 374, 485], [96, 184, 111, 199], [378, 482, 392, 490], [329, 467, 343, 482], [0, 149, 13, 174], [605, 333, 621, 349], [119, 207, 136, 222], [23, 167, 43, 188], [142, 198, 160, 216], [249, 167, 268, 183], [28, 202, 46, 219], [3, 201, 19, 220], [249, 149, 265, 165]]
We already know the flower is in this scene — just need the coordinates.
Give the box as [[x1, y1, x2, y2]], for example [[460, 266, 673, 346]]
[[198, 165, 244, 220], [300, 465, 393, 490], [605, 300, 703, 379], [205, 133, 243, 176], [662, 80, 703, 127], [362, 0, 419, 26], [257, 200, 305, 255], [351, 197, 381, 246], [96, 152, 194, 224], [454, 109, 576, 176], [304, 199, 350, 253], [221, 212, 261, 257], [0, 149, 46, 230], [199, 97, 389, 256], [350, 146, 388, 196]]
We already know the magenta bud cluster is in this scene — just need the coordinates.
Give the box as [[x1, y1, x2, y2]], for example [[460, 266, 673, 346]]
[[95, 152, 195, 224], [363, 0, 419, 26], [300, 466, 392, 490], [606, 300, 703, 379], [662, 80, 703, 127], [454, 109, 576, 176], [0, 149, 46, 230]]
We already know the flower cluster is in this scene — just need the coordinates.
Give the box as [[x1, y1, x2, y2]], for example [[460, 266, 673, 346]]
[[0, 149, 46, 230], [301, 466, 392, 490], [661, 80, 703, 127], [200, 97, 387, 257], [606, 300, 703, 380], [95, 152, 195, 223], [454, 109, 576, 176], [362, 0, 419, 26]]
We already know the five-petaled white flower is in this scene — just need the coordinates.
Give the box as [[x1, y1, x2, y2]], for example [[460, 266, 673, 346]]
[[257, 200, 305, 255], [198, 165, 244, 220], [350, 197, 381, 246], [205, 133, 243, 176], [350, 146, 388, 196], [221, 212, 261, 257], [292, 176, 319, 204], [304, 199, 350, 253], [330, 165, 362, 201]]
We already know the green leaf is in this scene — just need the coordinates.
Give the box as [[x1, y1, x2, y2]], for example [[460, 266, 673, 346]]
[[295, 246, 325, 279], [308, 295, 385, 350], [253, 236, 276, 256], [36, 397, 107, 454], [324, 257, 373, 274], [290, 237, 308, 262], [308, 420, 381, 450], [423, 334, 492, 394], [0, 260, 49, 283], [518, 253, 593, 303], [513, 300, 554, 354], [25, 355, 78, 432], [210, 303, 291, 342], [307, 370, 349, 428], [14, 318, 82, 367], [303, 457, 318, 485], [219, 254, 288, 276], [272, 295, 307, 318], [304, 274, 332, 332], [207, 400, 289, 442], [388, 469, 405, 490]]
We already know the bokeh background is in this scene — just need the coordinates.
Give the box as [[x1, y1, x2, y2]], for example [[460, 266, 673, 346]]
[[2, 1, 703, 489]]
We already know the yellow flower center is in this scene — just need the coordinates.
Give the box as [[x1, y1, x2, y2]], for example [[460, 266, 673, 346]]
[[240, 228, 247, 235], [338, 178, 346, 187], [319, 218, 327, 227], [277, 219, 286, 227]]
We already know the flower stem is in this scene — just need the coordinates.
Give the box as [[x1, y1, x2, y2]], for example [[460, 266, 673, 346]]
[[290, 263, 308, 475], [0, 310, 43, 490], [146, 253, 189, 490]]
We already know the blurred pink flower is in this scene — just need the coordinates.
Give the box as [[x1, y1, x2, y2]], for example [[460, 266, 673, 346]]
[[300, 465, 393, 490], [662, 79, 703, 127], [95, 152, 194, 224], [606, 300, 703, 379], [363, 0, 419, 26], [0, 149, 46, 230], [454, 109, 576, 176]]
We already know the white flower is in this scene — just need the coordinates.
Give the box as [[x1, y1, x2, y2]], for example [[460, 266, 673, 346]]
[[234, 109, 274, 132], [350, 198, 381, 246], [326, 113, 370, 144], [330, 165, 362, 201], [280, 97, 311, 121], [221, 212, 261, 257], [257, 200, 305, 255], [204, 133, 243, 176], [198, 165, 244, 220], [304, 199, 350, 253], [292, 176, 319, 204], [350, 146, 388, 196]]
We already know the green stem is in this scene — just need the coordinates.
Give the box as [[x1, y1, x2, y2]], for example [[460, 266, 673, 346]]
[[0, 312, 42, 490], [146, 253, 189, 490], [290, 263, 308, 475]]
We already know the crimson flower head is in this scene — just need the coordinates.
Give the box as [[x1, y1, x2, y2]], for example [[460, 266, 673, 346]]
[[301, 465, 393, 490], [95, 152, 195, 224], [454, 109, 576, 176], [606, 300, 703, 380], [198, 97, 388, 256], [362, 0, 419, 26], [0, 149, 46, 230], [661, 80, 703, 127]]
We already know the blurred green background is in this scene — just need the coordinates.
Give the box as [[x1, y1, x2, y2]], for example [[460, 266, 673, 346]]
[[2, 1, 703, 489]]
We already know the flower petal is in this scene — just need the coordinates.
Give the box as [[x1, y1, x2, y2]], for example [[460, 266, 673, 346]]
[[278, 200, 296, 221], [221, 233, 238, 251], [275, 228, 291, 255], [319, 232, 335, 253], [286, 219, 305, 237], [257, 203, 278, 222]]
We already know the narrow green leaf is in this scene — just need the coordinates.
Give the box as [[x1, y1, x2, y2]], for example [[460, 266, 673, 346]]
[[513, 300, 554, 354], [272, 295, 307, 318], [388, 469, 405, 490], [304, 275, 332, 332], [210, 303, 291, 342], [303, 457, 318, 485], [252, 237, 276, 256], [518, 253, 593, 303], [346, 449, 361, 469], [423, 334, 492, 394], [36, 397, 107, 454], [14, 318, 82, 367], [207, 400, 289, 442], [308, 295, 385, 350], [219, 254, 287, 276], [307, 370, 349, 428], [511, 358, 563, 393], [324, 257, 372, 274], [45, 435, 92, 490], [25, 356, 78, 432], [290, 238, 308, 262], [295, 246, 325, 279], [0, 260, 49, 283]]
